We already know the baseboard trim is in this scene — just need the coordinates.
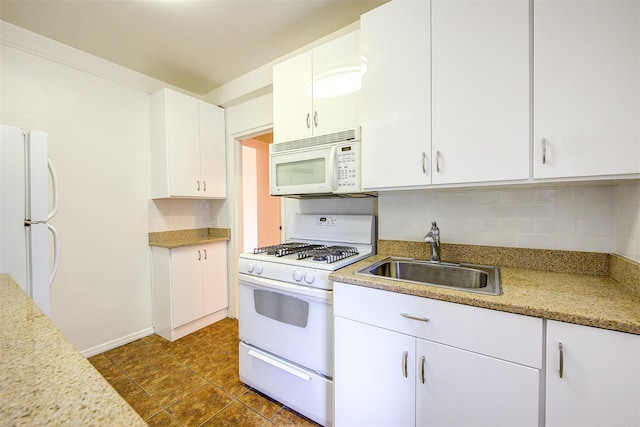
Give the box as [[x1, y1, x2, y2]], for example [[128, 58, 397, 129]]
[[80, 327, 155, 358]]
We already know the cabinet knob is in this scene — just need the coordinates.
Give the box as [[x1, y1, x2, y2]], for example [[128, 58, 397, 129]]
[[306, 113, 311, 129], [313, 111, 318, 128]]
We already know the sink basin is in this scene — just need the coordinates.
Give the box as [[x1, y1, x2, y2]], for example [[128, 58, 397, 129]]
[[355, 257, 502, 296]]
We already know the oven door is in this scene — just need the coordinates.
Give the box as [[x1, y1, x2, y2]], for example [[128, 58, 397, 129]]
[[238, 273, 333, 376], [270, 146, 335, 196]]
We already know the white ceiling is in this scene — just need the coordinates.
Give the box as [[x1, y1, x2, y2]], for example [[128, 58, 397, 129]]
[[0, 0, 388, 95]]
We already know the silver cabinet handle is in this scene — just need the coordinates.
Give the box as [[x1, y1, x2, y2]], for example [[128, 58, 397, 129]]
[[436, 150, 441, 173], [559, 342, 564, 378], [420, 356, 426, 384], [203, 249, 207, 260], [313, 111, 318, 128], [198, 249, 202, 261], [422, 152, 427, 174], [400, 312, 430, 322], [203, 180, 206, 192], [306, 113, 310, 129], [542, 138, 547, 165], [402, 351, 408, 378], [197, 180, 200, 191]]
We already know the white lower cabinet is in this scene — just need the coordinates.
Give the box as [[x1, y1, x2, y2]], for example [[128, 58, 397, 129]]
[[151, 242, 228, 341], [334, 282, 542, 427], [545, 320, 640, 426]]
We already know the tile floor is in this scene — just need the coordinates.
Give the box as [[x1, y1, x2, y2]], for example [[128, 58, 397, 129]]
[[89, 318, 321, 427]]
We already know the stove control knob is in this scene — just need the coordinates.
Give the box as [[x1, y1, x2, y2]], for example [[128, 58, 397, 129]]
[[304, 272, 315, 284], [247, 263, 255, 273], [255, 265, 264, 275], [293, 271, 303, 282]]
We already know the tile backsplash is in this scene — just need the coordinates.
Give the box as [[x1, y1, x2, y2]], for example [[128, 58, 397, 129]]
[[148, 199, 230, 232], [147, 182, 640, 263], [379, 182, 640, 262]]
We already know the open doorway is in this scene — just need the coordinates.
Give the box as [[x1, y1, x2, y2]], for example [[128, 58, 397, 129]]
[[240, 132, 281, 252]]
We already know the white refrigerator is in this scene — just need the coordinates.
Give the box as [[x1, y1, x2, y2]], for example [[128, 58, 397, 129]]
[[1, 125, 60, 317]]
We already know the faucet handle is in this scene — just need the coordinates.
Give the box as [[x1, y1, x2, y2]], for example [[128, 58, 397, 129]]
[[430, 221, 440, 243]]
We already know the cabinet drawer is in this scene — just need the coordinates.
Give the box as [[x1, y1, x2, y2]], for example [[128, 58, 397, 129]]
[[334, 282, 543, 368]]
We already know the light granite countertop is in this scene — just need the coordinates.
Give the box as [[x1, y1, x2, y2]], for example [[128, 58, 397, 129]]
[[0, 274, 147, 426], [329, 242, 640, 335], [148, 227, 230, 248]]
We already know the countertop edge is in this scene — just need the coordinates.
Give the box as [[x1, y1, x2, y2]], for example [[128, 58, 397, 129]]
[[149, 227, 230, 248], [0, 274, 147, 426]]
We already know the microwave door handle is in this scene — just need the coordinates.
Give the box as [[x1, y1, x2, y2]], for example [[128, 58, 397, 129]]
[[329, 146, 338, 191]]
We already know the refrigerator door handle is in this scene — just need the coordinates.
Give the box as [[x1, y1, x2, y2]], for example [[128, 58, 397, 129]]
[[48, 224, 60, 286], [47, 158, 59, 220]]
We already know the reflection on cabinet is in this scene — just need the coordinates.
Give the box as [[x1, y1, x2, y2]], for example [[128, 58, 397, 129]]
[[431, 0, 529, 184], [151, 242, 228, 341], [361, 0, 431, 190], [273, 31, 360, 143], [334, 282, 542, 427], [151, 88, 226, 199], [533, 0, 640, 179], [545, 320, 640, 426]]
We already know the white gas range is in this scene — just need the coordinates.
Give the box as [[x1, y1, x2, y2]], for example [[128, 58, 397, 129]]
[[238, 214, 376, 427], [238, 214, 376, 290]]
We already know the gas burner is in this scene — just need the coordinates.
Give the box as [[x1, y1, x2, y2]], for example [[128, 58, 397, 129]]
[[297, 246, 359, 263], [254, 242, 326, 257]]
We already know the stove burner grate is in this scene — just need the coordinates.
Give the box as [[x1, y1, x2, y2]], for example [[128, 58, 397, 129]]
[[297, 246, 359, 263], [253, 242, 325, 257]]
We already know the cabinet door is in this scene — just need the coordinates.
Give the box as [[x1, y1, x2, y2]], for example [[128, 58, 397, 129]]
[[201, 242, 228, 316], [534, 0, 640, 179], [431, 0, 529, 184], [416, 339, 540, 427], [312, 31, 361, 137], [166, 89, 201, 197], [273, 51, 313, 142], [546, 320, 640, 426], [361, 0, 431, 190], [170, 246, 204, 328], [199, 102, 226, 198], [334, 316, 415, 427]]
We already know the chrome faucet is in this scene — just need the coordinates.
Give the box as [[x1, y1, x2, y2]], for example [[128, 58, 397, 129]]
[[424, 221, 441, 262]]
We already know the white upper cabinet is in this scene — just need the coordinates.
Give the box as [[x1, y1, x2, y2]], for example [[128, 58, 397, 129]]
[[361, 0, 431, 190], [431, 0, 529, 184], [545, 320, 640, 426], [151, 88, 226, 199], [534, 0, 640, 179], [273, 31, 360, 143]]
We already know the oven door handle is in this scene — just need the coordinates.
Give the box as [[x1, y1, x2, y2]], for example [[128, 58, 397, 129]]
[[247, 348, 312, 381], [238, 273, 332, 304]]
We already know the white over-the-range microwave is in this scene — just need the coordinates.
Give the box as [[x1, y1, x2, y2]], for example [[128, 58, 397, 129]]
[[270, 127, 374, 197]]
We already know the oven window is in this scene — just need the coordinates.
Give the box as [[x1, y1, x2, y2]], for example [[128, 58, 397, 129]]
[[276, 158, 325, 186], [254, 289, 309, 328]]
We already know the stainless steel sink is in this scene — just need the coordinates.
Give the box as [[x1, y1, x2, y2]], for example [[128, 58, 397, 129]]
[[355, 257, 502, 295]]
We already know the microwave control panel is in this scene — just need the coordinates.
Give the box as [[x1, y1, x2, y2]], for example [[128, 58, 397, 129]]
[[336, 143, 360, 192]]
